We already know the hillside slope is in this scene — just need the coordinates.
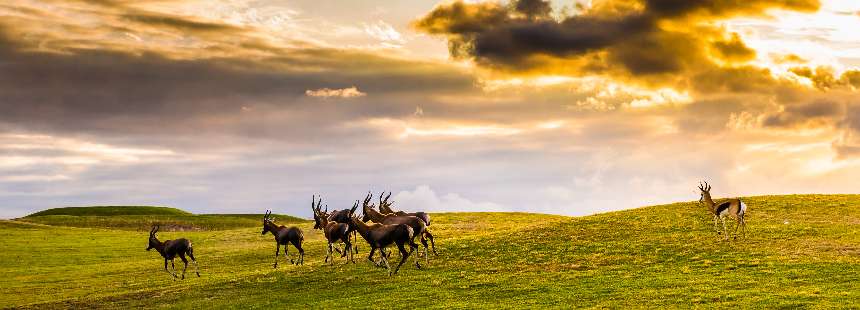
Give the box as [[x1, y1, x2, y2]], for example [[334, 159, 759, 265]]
[[19, 206, 307, 231], [25, 206, 191, 217], [2, 195, 860, 308]]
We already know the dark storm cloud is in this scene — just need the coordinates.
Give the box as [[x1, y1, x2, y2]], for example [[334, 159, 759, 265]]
[[414, 0, 819, 87]]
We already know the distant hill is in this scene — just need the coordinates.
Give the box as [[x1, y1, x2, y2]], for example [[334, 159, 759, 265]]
[[25, 206, 191, 217], [19, 206, 307, 231]]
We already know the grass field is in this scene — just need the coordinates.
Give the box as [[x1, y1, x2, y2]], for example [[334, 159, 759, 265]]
[[2, 195, 860, 308]]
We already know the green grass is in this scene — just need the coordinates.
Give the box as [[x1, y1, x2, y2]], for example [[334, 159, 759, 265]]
[[18, 206, 307, 231], [2, 195, 860, 308]]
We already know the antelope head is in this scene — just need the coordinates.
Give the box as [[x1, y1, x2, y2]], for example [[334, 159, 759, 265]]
[[349, 199, 360, 217], [698, 181, 712, 204], [361, 192, 373, 222], [379, 191, 393, 211], [311, 195, 324, 230], [261, 210, 274, 235], [146, 225, 160, 251]]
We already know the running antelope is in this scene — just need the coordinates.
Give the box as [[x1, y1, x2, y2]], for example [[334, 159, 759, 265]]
[[350, 215, 418, 275], [146, 225, 200, 280], [698, 181, 747, 240], [361, 193, 436, 262], [261, 210, 304, 267], [311, 195, 355, 264], [325, 201, 361, 254], [377, 191, 432, 226]]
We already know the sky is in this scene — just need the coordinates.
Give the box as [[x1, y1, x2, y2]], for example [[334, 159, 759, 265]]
[[1, 0, 860, 218]]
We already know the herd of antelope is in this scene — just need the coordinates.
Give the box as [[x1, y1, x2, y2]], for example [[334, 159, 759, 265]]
[[147, 183, 747, 279]]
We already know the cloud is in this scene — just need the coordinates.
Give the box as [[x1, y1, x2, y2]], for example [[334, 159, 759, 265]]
[[390, 185, 507, 213], [363, 20, 406, 45], [763, 100, 845, 128], [305, 86, 367, 99], [414, 0, 820, 90]]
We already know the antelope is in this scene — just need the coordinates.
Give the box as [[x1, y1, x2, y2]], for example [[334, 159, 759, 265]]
[[324, 202, 361, 254], [361, 193, 435, 263], [349, 215, 418, 275], [377, 191, 432, 226], [311, 195, 355, 264], [377, 191, 436, 256], [698, 181, 747, 240], [261, 210, 304, 267], [146, 225, 200, 280]]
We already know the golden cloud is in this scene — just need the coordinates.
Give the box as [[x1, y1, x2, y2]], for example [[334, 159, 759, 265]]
[[414, 0, 820, 92]]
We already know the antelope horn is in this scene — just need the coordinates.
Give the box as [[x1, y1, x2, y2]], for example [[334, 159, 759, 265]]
[[383, 192, 392, 205]]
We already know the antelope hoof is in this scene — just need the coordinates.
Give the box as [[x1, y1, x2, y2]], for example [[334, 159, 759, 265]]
[[273, 263, 278, 269], [196, 272, 201, 277]]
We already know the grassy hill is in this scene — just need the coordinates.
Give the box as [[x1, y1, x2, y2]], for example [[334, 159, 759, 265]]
[[2, 195, 860, 308], [18, 206, 307, 231], [25, 206, 192, 217]]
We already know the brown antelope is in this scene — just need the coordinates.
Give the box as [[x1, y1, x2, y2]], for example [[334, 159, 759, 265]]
[[698, 181, 747, 240], [146, 225, 200, 280], [377, 191, 432, 226], [349, 215, 418, 275], [311, 195, 355, 264], [377, 191, 436, 257], [324, 202, 361, 254], [361, 193, 435, 263], [261, 210, 304, 267]]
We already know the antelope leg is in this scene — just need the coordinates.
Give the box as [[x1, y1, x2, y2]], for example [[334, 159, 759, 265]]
[[274, 244, 280, 268], [420, 235, 429, 265], [425, 230, 438, 256], [382, 252, 392, 275], [713, 215, 720, 235], [367, 247, 378, 266], [733, 218, 741, 239]]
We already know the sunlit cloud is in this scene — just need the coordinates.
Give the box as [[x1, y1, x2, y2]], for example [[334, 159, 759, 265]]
[[305, 86, 367, 99]]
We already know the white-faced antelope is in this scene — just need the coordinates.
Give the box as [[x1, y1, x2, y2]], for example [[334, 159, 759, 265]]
[[349, 215, 418, 276], [146, 225, 200, 280], [311, 195, 355, 264], [261, 210, 304, 267], [698, 181, 747, 240]]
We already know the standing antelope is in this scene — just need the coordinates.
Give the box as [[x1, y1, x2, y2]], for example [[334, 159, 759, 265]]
[[146, 225, 200, 280], [311, 195, 355, 264], [350, 215, 418, 276], [261, 210, 304, 267], [698, 181, 747, 240], [361, 193, 435, 263]]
